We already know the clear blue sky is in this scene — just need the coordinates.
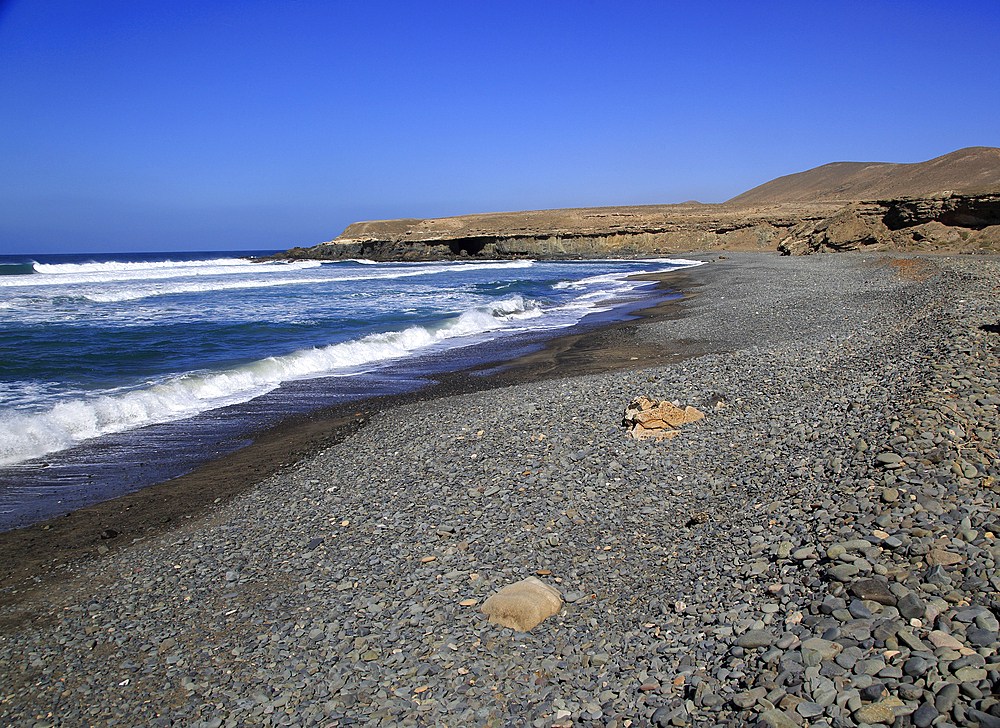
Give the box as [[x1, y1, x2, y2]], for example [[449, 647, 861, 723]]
[[2, 1, 998, 254]]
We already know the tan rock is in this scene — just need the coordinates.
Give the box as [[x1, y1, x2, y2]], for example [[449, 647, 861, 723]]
[[623, 396, 704, 441], [800, 637, 843, 661], [928, 630, 964, 650], [683, 406, 705, 424], [634, 411, 666, 427], [853, 702, 896, 725], [659, 405, 687, 428], [632, 424, 679, 441], [481, 576, 563, 632], [884, 565, 910, 581], [926, 549, 963, 566], [756, 709, 799, 728]]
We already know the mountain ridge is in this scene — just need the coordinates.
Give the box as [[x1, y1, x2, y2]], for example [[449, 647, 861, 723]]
[[727, 147, 1000, 206]]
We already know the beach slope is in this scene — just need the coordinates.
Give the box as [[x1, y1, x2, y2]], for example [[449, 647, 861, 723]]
[[3, 252, 1000, 727]]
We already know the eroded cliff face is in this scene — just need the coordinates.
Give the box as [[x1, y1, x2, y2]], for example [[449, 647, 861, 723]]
[[275, 227, 787, 262], [269, 194, 1000, 262], [776, 194, 1000, 255], [270, 204, 834, 261]]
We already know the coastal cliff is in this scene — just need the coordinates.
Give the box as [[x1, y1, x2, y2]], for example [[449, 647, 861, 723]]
[[272, 147, 1000, 260], [272, 203, 836, 261], [776, 192, 1000, 255]]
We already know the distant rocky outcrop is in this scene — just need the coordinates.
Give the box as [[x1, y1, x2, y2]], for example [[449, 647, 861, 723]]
[[270, 147, 1000, 260], [270, 202, 841, 261], [775, 193, 1000, 255]]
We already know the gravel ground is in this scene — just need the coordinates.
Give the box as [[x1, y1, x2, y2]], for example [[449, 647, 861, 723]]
[[2, 252, 999, 728]]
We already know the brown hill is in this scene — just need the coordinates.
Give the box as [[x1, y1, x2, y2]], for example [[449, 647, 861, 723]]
[[727, 147, 1000, 206]]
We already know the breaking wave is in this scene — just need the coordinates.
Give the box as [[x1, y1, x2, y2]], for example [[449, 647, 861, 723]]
[[0, 295, 540, 465]]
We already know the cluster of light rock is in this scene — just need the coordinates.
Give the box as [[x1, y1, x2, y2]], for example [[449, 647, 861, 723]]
[[622, 395, 705, 441]]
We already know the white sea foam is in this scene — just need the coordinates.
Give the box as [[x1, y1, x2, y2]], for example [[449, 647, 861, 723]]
[[79, 260, 535, 303], [79, 275, 329, 303], [0, 295, 540, 466], [391, 260, 535, 274], [552, 272, 649, 306], [33, 258, 254, 274], [551, 259, 702, 303], [566, 257, 704, 266], [0, 258, 538, 311], [661, 258, 705, 267], [1, 258, 321, 288]]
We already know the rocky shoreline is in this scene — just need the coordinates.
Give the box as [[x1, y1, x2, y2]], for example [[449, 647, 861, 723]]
[[2, 252, 1000, 728]]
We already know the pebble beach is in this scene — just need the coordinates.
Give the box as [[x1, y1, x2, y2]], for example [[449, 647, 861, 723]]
[[3, 251, 1000, 728]]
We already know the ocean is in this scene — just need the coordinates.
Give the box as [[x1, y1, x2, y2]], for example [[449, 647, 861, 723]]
[[0, 251, 700, 530]]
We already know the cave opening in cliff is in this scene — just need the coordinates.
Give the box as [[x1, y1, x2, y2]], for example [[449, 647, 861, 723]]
[[448, 238, 489, 257]]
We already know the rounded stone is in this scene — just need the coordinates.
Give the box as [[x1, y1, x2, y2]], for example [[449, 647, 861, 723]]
[[853, 702, 895, 724], [904, 656, 933, 677], [859, 683, 888, 701], [849, 578, 897, 605], [737, 629, 775, 649], [912, 702, 938, 728], [827, 563, 860, 582], [796, 701, 824, 718], [966, 628, 997, 647], [934, 683, 960, 713]]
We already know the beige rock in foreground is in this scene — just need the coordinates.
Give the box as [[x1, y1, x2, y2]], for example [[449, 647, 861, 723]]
[[623, 395, 705, 441], [480, 577, 563, 632]]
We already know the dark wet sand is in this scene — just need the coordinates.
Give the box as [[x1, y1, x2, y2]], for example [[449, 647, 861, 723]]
[[0, 262, 720, 612]]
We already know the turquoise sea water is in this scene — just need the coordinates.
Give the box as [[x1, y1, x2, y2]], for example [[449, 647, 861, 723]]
[[0, 251, 700, 529]]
